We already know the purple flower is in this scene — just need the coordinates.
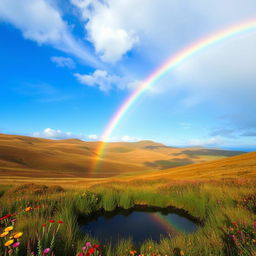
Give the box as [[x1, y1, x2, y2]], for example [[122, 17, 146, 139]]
[[43, 248, 51, 254], [85, 242, 91, 247], [13, 242, 20, 248]]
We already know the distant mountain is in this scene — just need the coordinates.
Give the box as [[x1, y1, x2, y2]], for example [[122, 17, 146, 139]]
[[0, 133, 247, 178]]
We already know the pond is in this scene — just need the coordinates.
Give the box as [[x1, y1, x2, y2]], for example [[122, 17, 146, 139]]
[[79, 206, 199, 245]]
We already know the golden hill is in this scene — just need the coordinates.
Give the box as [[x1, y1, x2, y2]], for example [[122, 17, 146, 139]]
[[0, 133, 246, 179], [125, 151, 256, 181]]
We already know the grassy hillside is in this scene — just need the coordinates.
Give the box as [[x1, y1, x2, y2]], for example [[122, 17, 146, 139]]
[[0, 133, 246, 179], [123, 151, 256, 181]]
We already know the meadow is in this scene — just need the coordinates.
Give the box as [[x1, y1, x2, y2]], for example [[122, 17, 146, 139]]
[[0, 135, 255, 255], [0, 179, 255, 256]]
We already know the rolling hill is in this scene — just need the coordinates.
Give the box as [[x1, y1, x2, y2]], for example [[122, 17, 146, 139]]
[[125, 151, 256, 181], [0, 133, 247, 179]]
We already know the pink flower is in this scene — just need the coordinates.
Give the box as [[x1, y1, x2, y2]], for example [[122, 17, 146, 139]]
[[13, 242, 20, 248], [11, 219, 17, 223], [82, 246, 86, 251], [43, 248, 51, 254], [78, 253, 83, 256], [85, 242, 91, 247]]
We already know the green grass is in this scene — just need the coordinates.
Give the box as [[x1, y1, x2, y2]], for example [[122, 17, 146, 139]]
[[0, 180, 255, 255]]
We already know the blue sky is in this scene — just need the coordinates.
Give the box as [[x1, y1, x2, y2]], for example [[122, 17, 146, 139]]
[[0, 0, 256, 150]]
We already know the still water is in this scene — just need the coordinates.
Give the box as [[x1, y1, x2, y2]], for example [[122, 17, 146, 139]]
[[80, 206, 199, 245]]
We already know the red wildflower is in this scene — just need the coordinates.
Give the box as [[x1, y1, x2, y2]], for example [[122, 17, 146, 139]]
[[88, 248, 95, 254], [93, 244, 100, 249], [57, 220, 64, 224], [49, 220, 55, 223], [0, 214, 12, 221], [42, 224, 46, 227]]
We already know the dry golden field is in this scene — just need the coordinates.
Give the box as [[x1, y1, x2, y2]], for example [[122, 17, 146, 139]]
[[0, 134, 254, 188]]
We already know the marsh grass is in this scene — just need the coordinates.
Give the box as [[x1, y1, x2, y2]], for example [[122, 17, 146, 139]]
[[0, 179, 255, 255]]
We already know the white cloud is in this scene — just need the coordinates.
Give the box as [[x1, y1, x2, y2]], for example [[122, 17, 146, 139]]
[[70, 0, 256, 65], [121, 135, 139, 142], [187, 136, 224, 147], [0, 0, 98, 66], [88, 134, 98, 140], [33, 128, 73, 139], [74, 69, 122, 92], [171, 32, 256, 110], [51, 56, 76, 69], [71, 0, 139, 63]]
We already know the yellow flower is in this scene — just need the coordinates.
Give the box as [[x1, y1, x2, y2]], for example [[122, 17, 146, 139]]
[[4, 226, 13, 232], [180, 251, 185, 256], [13, 232, 23, 239], [4, 239, 14, 246], [25, 207, 32, 212], [0, 231, 9, 237]]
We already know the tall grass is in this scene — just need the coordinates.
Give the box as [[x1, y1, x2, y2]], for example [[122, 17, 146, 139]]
[[0, 179, 255, 255]]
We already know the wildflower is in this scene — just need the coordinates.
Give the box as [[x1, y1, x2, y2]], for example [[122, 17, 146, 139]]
[[82, 246, 86, 251], [5, 239, 14, 246], [43, 248, 51, 254], [0, 231, 9, 237], [13, 242, 20, 248], [57, 220, 64, 224], [42, 224, 46, 227], [88, 248, 95, 254], [78, 253, 83, 256], [232, 222, 238, 228], [11, 219, 16, 223], [0, 214, 12, 221], [93, 244, 100, 249], [4, 226, 14, 232], [13, 232, 23, 239], [49, 220, 55, 223], [25, 207, 32, 212], [85, 242, 91, 247]]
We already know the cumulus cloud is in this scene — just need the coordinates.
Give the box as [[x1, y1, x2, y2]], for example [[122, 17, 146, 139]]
[[74, 69, 125, 92], [0, 0, 98, 66], [51, 56, 76, 69], [32, 128, 73, 139], [71, 0, 139, 63], [70, 0, 256, 65]]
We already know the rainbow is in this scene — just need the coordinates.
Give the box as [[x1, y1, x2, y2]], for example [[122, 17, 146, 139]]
[[91, 19, 256, 174], [149, 212, 182, 235]]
